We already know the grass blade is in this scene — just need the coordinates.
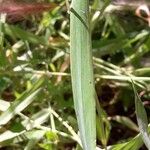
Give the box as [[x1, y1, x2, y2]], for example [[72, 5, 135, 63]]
[[70, 0, 96, 149], [0, 77, 44, 125], [131, 80, 150, 150]]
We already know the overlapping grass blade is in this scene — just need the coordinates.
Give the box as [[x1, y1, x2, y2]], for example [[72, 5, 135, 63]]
[[0, 77, 44, 125]]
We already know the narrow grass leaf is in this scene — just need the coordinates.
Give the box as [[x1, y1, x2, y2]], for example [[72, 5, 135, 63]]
[[0, 130, 26, 142], [70, 0, 96, 149], [131, 80, 150, 149], [110, 136, 143, 150], [0, 130, 46, 143], [96, 97, 111, 146], [0, 77, 44, 125], [22, 109, 51, 130]]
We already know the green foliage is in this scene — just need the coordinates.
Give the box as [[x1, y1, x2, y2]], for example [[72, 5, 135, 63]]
[[0, 0, 150, 150]]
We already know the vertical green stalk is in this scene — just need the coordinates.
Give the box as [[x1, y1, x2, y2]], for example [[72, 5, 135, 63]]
[[70, 0, 96, 150]]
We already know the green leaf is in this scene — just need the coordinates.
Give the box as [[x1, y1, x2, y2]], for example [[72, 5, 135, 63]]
[[96, 98, 111, 146], [0, 129, 46, 144], [22, 109, 51, 130], [110, 134, 143, 150], [70, 0, 96, 149], [131, 80, 150, 150], [0, 77, 44, 125]]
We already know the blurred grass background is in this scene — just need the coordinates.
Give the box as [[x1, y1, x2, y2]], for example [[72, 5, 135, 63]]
[[0, 0, 150, 149]]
